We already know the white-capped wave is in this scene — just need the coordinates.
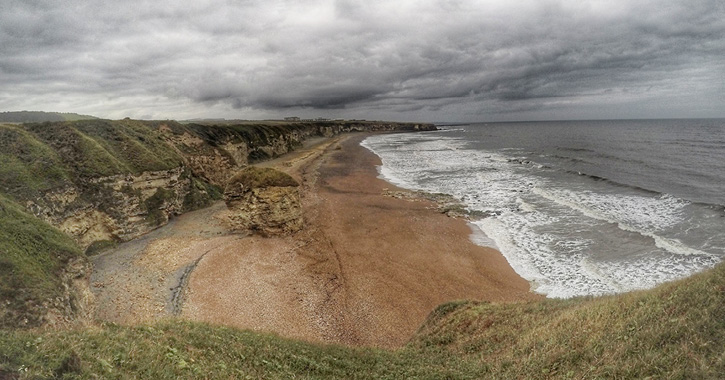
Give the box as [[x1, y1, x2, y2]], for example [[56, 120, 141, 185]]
[[533, 187, 716, 258]]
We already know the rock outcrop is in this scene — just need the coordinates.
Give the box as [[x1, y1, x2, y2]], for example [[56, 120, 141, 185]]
[[224, 167, 303, 236], [43, 257, 95, 326], [24, 167, 216, 249]]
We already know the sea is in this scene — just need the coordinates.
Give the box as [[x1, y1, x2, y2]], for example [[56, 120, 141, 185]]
[[361, 119, 725, 298]]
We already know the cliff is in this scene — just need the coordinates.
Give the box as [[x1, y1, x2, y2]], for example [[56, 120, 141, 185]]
[[0, 119, 435, 327], [224, 167, 303, 236], [0, 111, 98, 123]]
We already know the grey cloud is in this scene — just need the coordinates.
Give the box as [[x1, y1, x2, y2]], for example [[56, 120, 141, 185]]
[[0, 0, 723, 121]]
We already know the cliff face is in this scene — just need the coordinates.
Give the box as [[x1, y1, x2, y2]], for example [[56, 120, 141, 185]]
[[3, 119, 434, 251], [25, 167, 212, 248], [160, 121, 435, 189], [0, 119, 435, 327], [224, 167, 303, 236]]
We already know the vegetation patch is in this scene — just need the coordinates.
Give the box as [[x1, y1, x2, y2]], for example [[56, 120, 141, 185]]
[[0, 321, 484, 379], [182, 177, 222, 213], [226, 167, 299, 192], [0, 262, 722, 378], [0, 125, 70, 198], [0, 196, 83, 328], [0, 120, 186, 204], [144, 188, 176, 226], [411, 263, 725, 379]]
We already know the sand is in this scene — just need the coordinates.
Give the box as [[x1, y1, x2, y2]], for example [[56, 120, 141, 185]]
[[181, 133, 541, 348]]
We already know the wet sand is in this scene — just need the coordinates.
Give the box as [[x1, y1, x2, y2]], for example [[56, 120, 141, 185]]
[[182, 133, 541, 348]]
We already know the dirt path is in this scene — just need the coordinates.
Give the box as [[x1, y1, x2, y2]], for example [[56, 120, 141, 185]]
[[90, 201, 237, 323], [91, 132, 540, 348], [90, 137, 342, 325]]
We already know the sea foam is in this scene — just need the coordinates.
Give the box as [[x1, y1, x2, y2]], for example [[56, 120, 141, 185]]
[[361, 130, 723, 298]]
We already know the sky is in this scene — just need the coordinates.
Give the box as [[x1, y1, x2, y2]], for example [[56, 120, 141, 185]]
[[1, 0, 723, 122]]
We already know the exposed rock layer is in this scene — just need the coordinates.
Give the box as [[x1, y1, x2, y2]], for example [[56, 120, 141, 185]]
[[224, 167, 302, 236], [24, 120, 434, 250]]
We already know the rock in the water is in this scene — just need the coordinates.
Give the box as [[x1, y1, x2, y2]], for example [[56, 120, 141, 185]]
[[224, 167, 302, 236]]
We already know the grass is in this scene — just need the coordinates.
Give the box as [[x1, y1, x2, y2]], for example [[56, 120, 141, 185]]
[[226, 167, 300, 190], [0, 263, 722, 378], [24, 120, 182, 179], [0, 322, 485, 379], [0, 121, 185, 203], [0, 195, 84, 328], [0, 124, 71, 197], [411, 262, 725, 379]]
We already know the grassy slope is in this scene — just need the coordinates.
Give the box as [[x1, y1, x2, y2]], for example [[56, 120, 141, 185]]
[[0, 124, 70, 197], [412, 262, 725, 379], [22, 120, 182, 180], [0, 111, 98, 123], [1, 263, 722, 379], [0, 121, 182, 201], [0, 195, 83, 328]]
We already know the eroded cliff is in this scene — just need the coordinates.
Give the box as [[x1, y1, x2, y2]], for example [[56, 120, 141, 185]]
[[224, 167, 303, 236], [0, 119, 434, 327]]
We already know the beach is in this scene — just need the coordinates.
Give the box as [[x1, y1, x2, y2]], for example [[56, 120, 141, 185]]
[[183, 133, 539, 348], [92, 132, 540, 349]]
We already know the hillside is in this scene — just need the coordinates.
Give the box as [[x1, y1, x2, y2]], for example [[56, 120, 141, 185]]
[[0, 195, 90, 328], [0, 111, 98, 123], [0, 119, 434, 327], [0, 262, 722, 378]]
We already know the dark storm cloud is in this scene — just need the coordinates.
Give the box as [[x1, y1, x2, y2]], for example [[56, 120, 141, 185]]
[[0, 0, 723, 120]]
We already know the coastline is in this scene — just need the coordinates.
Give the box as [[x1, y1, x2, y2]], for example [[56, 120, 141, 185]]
[[91, 131, 540, 349], [183, 133, 541, 348]]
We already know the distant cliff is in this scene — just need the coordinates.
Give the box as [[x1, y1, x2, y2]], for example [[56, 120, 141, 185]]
[[0, 111, 98, 123], [0, 119, 434, 327]]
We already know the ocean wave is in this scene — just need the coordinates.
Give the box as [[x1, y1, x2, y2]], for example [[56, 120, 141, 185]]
[[532, 187, 718, 259], [555, 147, 595, 153], [361, 132, 724, 299]]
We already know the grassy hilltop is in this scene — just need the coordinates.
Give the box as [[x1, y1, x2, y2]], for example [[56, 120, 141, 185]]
[[0, 118, 722, 378], [0, 111, 98, 123]]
